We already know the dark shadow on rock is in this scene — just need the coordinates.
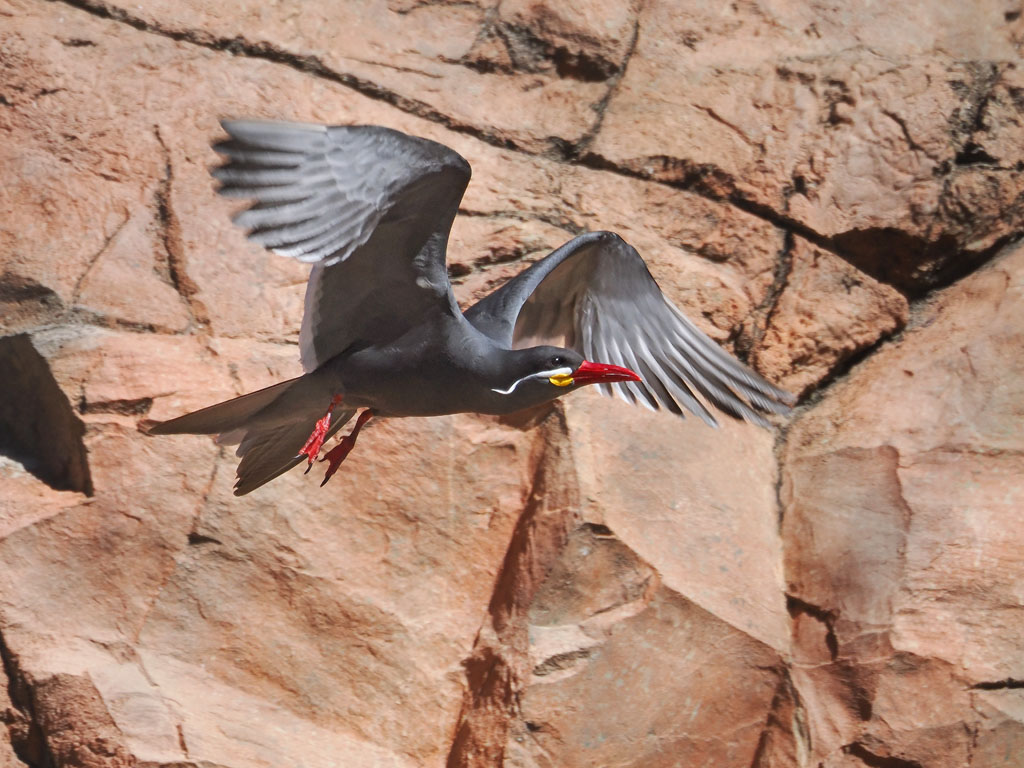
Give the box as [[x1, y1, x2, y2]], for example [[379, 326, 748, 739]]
[[0, 333, 93, 495], [832, 228, 991, 297]]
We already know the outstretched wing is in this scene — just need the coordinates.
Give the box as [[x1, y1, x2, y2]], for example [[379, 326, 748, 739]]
[[213, 120, 471, 371], [464, 231, 794, 427]]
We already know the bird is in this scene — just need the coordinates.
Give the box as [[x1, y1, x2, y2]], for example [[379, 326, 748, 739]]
[[148, 119, 794, 496]]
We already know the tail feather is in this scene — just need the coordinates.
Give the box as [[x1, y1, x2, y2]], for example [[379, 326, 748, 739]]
[[232, 409, 355, 496], [148, 378, 300, 436], [148, 373, 351, 495]]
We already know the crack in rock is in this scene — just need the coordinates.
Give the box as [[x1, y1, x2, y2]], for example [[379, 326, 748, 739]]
[[844, 741, 924, 768], [155, 127, 210, 331], [970, 678, 1024, 690], [565, 6, 643, 161], [52, 0, 1021, 315], [70, 213, 130, 306], [79, 396, 154, 417], [749, 670, 806, 768], [736, 230, 796, 366], [0, 628, 50, 767], [55, 0, 526, 153], [50, 0, 843, 266], [786, 594, 839, 661], [447, 405, 579, 767], [530, 647, 593, 678]]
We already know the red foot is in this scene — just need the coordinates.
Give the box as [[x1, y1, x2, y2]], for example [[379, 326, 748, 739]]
[[297, 394, 344, 472], [319, 409, 374, 487]]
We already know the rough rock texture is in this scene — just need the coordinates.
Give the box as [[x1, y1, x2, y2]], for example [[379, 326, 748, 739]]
[[782, 243, 1024, 767], [1, 0, 1022, 766]]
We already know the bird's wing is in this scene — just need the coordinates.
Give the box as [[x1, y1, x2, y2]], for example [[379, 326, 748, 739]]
[[213, 120, 471, 371], [464, 231, 794, 426]]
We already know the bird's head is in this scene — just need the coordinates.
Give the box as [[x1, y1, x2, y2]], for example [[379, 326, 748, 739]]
[[491, 346, 640, 403]]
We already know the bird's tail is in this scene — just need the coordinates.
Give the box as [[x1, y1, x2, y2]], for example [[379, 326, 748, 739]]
[[148, 378, 301, 437], [148, 376, 354, 496]]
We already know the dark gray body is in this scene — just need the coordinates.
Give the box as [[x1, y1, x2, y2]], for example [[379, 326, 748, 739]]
[[150, 121, 793, 495], [321, 304, 584, 417], [323, 318, 533, 417]]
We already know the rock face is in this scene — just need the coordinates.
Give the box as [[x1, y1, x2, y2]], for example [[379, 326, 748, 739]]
[[1, 0, 1022, 766]]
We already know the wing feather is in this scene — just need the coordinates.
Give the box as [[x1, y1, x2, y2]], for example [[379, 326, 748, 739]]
[[465, 231, 794, 425], [248, 214, 337, 250], [212, 119, 472, 372], [636, 335, 715, 422], [233, 193, 345, 231]]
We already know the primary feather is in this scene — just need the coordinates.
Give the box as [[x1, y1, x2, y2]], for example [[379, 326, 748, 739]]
[[465, 231, 794, 427]]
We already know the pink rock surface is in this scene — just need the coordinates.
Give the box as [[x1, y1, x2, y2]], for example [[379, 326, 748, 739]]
[[783, 243, 1024, 765], [754, 237, 909, 396], [1, 0, 1022, 766], [591, 0, 1024, 293]]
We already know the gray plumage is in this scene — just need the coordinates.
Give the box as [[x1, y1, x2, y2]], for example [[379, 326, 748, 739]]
[[212, 121, 468, 372], [465, 232, 792, 427], [149, 119, 793, 495]]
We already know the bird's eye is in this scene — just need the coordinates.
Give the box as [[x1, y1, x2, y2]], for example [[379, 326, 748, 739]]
[[552, 355, 567, 367]]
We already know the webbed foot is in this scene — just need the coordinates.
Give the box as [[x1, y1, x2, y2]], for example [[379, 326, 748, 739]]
[[320, 409, 374, 486]]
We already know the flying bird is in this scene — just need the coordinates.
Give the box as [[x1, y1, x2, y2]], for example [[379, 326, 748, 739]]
[[149, 120, 794, 495]]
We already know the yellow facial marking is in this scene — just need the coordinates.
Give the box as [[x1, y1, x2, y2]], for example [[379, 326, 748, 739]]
[[549, 373, 574, 387]]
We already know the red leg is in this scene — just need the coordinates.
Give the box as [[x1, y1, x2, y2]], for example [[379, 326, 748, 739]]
[[319, 409, 374, 487], [297, 394, 344, 472]]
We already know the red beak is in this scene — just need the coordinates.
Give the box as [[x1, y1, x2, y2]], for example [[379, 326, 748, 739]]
[[572, 360, 641, 386]]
